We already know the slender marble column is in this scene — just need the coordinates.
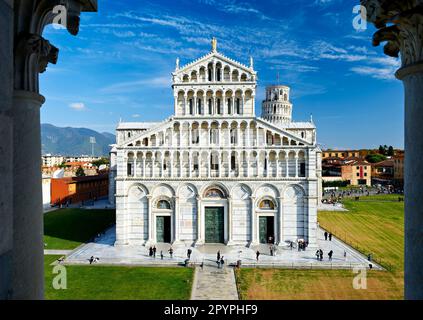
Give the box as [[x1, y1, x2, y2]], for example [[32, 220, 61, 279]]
[[278, 196, 283, 245], [250, 196, 257, 245]]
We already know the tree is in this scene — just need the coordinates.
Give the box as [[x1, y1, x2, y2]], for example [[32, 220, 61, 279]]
[[75, 166, 85, 177], [387, 146, 395, 156], [378, 145, 386, 155], [92, 157, 109, 168], [366, 153, 387, 163]]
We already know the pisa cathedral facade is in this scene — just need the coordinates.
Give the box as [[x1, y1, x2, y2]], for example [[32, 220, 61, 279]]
[[110, 39, 322, 248]]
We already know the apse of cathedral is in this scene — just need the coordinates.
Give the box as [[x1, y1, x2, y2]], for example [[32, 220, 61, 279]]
[[109, 38, 322, 248]]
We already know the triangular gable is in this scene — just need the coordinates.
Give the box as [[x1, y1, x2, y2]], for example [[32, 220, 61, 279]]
[[175, 51, 254, 75]]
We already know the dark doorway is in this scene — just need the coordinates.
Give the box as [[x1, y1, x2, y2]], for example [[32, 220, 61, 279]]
[[259, 216, 275, 244], [205, 207, 224, 243], [156, 216, 171, 243]]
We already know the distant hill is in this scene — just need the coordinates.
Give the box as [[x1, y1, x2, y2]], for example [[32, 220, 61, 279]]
[[41, 124, 115, 156]]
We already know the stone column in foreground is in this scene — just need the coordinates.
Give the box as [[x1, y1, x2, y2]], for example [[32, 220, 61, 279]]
[[0, 0, 14, 300], [361, 0, 423, 299], [9, 0, 98, 299], [11, 91, 45, 299]]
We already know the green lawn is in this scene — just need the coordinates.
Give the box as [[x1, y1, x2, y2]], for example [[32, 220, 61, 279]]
[[319, 194, 404, 271], [44, 255, 193, 300], [44, 209, 115, 250], [236, 194, 404, 300]]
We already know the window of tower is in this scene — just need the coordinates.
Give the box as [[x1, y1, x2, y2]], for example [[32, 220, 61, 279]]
[[210, 129, 218, 144], [208, 68, 212, 81], [198, 99, 202, 114], [228, 98, 232, 114], [189, 99, 194, 115], [274, 105, 276, 113], [236, 98, 240, 114], [217, 99, 221, 114], [210, 153, 219, 170], [284, 93, 287, 101], [208, 99, 212, 114], [230, 129, 237, 144]]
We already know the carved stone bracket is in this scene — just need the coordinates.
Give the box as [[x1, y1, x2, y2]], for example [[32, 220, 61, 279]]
[[361, 0, 423, 69], [13, 0, 97, 92]]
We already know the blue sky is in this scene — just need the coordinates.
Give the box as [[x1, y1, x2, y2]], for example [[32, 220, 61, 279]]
[[40, 0, 404, 149]]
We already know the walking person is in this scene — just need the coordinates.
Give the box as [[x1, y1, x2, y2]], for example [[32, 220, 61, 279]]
[[270, 244, 274, 257], [315, 250, 320, 261], [324, 231, 328, 241], [328, 250, 333, 261], [220, 256, 225, 269], [149, 246, 153, 257], [217, 250, 221, 262], [168, 247, 173, 259], [187, 248, 192, 259], [160, 250, 164, 260], [329, 233, 332, 241], [319, 249, 323, 261], [256, 250, 260, 261], [153, 246, 157, 258]]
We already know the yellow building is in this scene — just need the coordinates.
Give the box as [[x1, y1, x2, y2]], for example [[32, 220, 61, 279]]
[[322, 150, 360, 159]]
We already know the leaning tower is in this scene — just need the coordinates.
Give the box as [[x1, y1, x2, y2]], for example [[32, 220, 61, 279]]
[[261, 85, 292, 125]]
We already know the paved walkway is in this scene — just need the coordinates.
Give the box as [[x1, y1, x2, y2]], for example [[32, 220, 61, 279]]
[[64, 226, 381, 270], [191, 265, 238, 300]]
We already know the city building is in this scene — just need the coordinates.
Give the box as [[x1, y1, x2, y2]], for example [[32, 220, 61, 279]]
[[42, 154, 65, 167], [109, 39, 321, 247], [341, 159, 372, 186], [322, 150, 360, 159], [393, 154, 404, 188], [50, 174, 109, 206], [372, 159, 394, 185], [42, 161, 98, 177]]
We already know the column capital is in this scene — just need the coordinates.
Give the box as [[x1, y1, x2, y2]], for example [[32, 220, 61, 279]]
[[13, 1, 97, 93], [362, 0, 423, 72]]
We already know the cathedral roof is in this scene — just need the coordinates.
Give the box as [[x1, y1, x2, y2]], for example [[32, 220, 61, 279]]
[[281, 121, 316, 129], [117, 122, 161, 130]]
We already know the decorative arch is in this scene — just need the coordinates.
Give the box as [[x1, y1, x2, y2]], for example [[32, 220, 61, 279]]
[[253, 183, 280, 199], [201, 182, 229, 199], [127, 183, 149, 198], [153, 196, 173, 210], [151, 183, 175, 198], [257, 197, 277, 210]]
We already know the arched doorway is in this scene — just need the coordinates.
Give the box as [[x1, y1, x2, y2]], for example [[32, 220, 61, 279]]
[[257, 198, 277, 244], [202, 186, 228, 243], [155, 199, 172, 243]]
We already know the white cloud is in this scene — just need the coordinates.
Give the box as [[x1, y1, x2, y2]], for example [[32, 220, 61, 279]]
[[350, 66, 397, 80], [100, 76, 171, 94], [69, 102, 86, 111], [132, 114, 141, 118]]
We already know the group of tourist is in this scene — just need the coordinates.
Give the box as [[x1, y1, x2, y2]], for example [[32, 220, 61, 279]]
[[88, 256, 99, 264], [216, 250, 225, 268], [147, 246, 174, 260], [315, 249, 333, 261], [324, 231, 333, 241]]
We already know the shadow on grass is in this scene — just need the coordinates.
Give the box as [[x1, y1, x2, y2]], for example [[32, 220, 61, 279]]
[[44, 208, 115, 245]]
